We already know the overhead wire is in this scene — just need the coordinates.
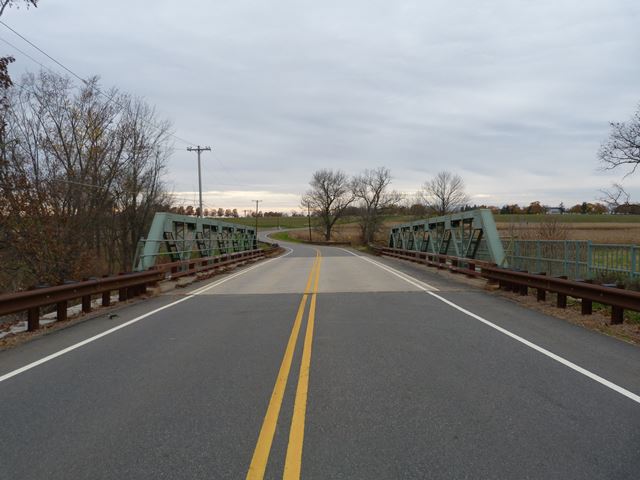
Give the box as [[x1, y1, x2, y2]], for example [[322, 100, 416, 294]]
[[0, 25, 233, 204], [0, 35, 52, 73], [0, 20, 267, 191], [0, 20, 196, 147]]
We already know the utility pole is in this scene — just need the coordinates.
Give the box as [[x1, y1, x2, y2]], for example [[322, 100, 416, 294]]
[[307, 204, 312, 242], [186, 145, 211, 217], [252, 199, 262, 238]]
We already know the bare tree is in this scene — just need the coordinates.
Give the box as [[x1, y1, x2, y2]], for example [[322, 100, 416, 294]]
[[351, 167, 402, 244], [599, 183, 630, 212], [419, 171, 469, 216], [0, 70, 173, 289], [0, 0, 37, 17], [302, 169, 354, 241], [599, 103, 640, 176]]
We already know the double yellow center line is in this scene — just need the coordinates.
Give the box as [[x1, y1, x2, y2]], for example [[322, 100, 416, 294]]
[[246, 250, 322, 480]]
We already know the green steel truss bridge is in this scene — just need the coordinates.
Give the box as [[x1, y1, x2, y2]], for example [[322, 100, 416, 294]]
[[388, 209, 506, 266], [134, 212, 257, 271]]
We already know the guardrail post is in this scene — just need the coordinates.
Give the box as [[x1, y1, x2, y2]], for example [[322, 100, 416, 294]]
[[556, 275, 568, 308], [82, 294, 91, 313], [534, 272, 546, 301], [101, 275, 111, 306], [57, 301, 67, 322], [557, 293, 567, 309], [603, 283, 625, 324], [118, 273, 128, 302], [466, 261, 476, 278], [126, 286, 136, 299], [27, 307, 39, 331], [519, 271, 528, 296], [80, 278, 92, 313], [577, 279, 593, 315]]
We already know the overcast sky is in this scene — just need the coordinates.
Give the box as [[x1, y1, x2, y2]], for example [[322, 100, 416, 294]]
[[3, 0, 640, 211]]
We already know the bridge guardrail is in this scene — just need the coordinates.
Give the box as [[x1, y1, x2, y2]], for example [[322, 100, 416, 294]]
[[373, 246, 490, 277], [374, 245, 639, 325], [0, 247, 277, 332], [158, 249, 268, 279], [0, 271, 165, 332]]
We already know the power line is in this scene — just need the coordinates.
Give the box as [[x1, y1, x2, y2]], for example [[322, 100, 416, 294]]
[[0, 21, 197, 147], [1, 21, 259, 187], [0, 177, 211, 207], [1, 20, 86, 84], [0, 35, 51, 73]]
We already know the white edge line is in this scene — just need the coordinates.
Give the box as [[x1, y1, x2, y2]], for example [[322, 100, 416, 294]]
[[338, 248, 439, 292], [347, 248, 640, 405], [426, 291, 640, 405], [0, 248, 292, 384]]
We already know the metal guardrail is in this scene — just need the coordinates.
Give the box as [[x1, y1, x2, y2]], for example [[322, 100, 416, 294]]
[[372, 246, 490, 277], [480, 266, 638, 324], [159, 249, 268, 279], [0, 271, 165, 332], [375, 246, 639, 325], [0, 248, 275, 333]]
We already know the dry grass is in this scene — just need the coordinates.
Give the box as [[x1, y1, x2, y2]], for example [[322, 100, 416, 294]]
[[496, 222, 640, 244], [287, 224, 364, 243]]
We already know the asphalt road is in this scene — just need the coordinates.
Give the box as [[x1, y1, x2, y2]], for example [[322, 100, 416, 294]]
[[1, 238, 639, 479]]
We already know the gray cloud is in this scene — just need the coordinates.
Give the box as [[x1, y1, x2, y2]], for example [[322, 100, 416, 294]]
[[4, 0, 640, 209]]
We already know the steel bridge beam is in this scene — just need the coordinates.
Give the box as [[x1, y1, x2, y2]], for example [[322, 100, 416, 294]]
[[135, 213, 257, 271], [388, 209, 505, 265]]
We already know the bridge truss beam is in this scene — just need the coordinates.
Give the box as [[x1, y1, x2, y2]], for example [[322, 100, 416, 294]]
[[135, 213, 257, 271], [388, 209, 505, 266]]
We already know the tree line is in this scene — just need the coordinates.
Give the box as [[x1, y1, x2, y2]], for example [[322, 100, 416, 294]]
[[166, 206, 240, 218], [0, 70, 172, 292], [302, 168, 471, 243]]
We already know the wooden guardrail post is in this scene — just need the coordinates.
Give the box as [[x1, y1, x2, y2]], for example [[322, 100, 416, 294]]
[[101, 275, 111, 306], [27, 307, 39, 331], [603, 283, 625, 324], [536, 272, 546, 301], [81, 278, 93, 313], [57, 301, 67, 322], [118, 273, 128, 302], [577, 279, 593, 315], [519, 271, 528, 296], [466, 262, 476, 278], [556, 276, 568, 308]]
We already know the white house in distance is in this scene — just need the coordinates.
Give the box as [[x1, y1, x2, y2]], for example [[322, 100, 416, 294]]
[[546, 206, 563, 214]]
